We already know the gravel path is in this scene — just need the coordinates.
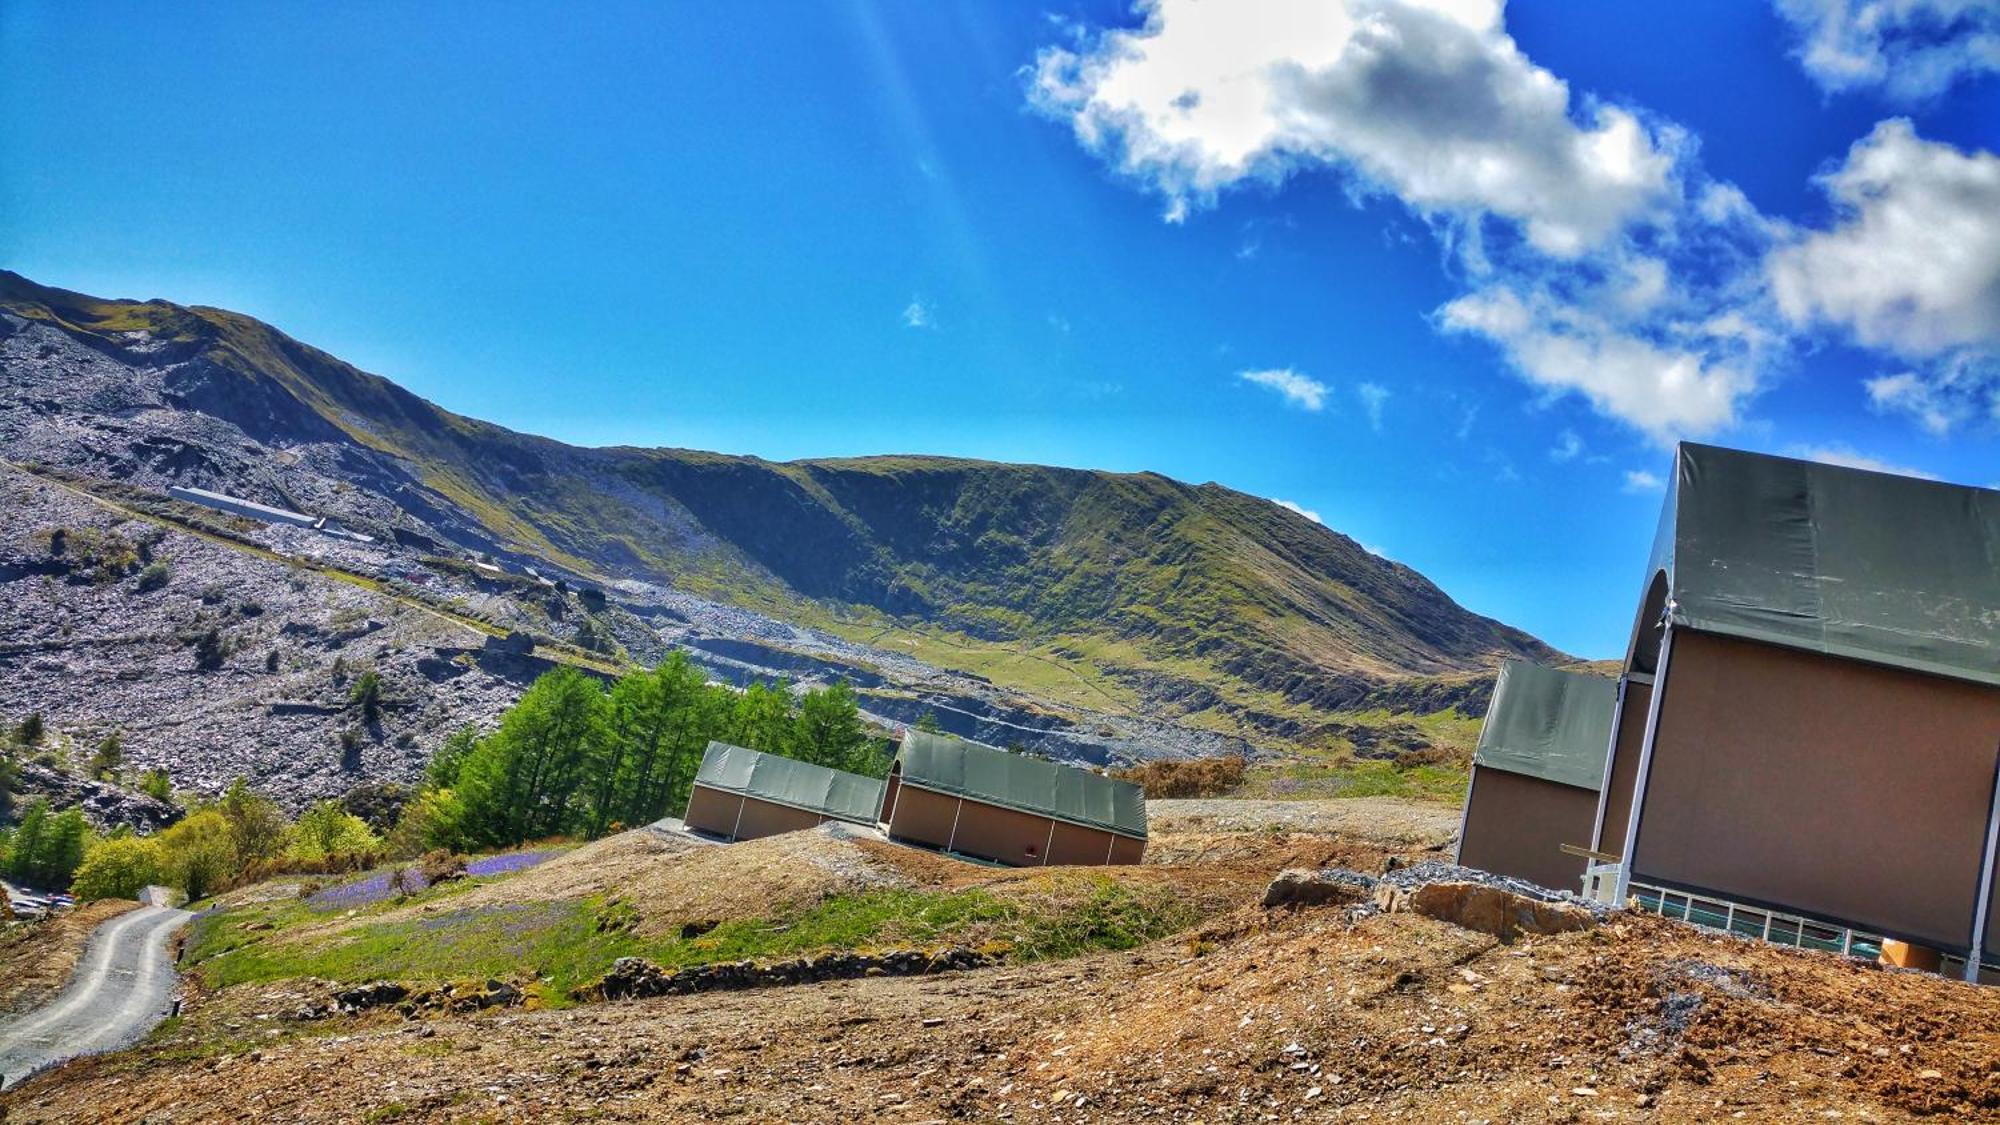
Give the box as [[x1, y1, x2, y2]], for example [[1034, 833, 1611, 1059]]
[[0, 905, 190, 1089]]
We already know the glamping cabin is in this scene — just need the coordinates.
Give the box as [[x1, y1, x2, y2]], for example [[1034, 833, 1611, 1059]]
[[881, 730, 1147, 866], [1593, 443, 2000, 980], [1456, 660, 1616, 891], [681, 741, 886, 843]]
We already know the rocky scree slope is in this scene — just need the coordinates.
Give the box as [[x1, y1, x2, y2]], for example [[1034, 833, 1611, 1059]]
[[0, 271, 1560, 743], [0, 466, 528, 809]]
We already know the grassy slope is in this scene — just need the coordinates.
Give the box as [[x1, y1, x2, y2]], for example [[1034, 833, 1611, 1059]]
[[1, 271, 1560, 751], [185, 869, 1199, 1006]]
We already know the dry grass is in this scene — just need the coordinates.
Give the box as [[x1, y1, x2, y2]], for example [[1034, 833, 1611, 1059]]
[[1109, 755, 1247, 798]]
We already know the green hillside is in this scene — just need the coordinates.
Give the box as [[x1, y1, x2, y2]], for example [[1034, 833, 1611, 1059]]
[[1, 270, 1560, 746]]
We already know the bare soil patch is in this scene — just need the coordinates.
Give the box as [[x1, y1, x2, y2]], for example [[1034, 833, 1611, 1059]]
[[0, 899, 139, 1016]]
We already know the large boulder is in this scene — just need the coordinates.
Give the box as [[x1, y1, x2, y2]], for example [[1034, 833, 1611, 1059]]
[[1403, 881, 1596, 943]]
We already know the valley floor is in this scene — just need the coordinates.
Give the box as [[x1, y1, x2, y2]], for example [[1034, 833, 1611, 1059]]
[[2, 799, 1994, 1123]]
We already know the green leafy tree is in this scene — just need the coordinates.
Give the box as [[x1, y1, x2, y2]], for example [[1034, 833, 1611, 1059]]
[[914, 710, 943, 735], [0, 754, 19, 821], [386, 787, 466, 857], [728, 681, 794, 755], [71, 837, 164, 901], [289, 800, 381, 859], [89, 731, 124, 780], [790, 680, 871, 773], [348, 669, 384, 724], [454, 667, 607, 846], [154, 809, 237, 901], [138, 768, 173, 802], [588, 655, 717, 836], [4, 798, 50, 883], [45, 808, 90, 887], [220, 779, 289, 862], [426, 726, 480, 790]]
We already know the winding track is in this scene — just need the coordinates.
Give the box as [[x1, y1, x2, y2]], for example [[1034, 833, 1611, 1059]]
[[0, 904, 190, 1089]]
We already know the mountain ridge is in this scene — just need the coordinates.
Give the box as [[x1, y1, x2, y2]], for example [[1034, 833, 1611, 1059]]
[[0, 269, 1561, 742]]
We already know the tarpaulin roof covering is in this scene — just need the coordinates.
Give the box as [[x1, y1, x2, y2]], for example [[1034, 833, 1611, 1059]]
[[1648, 443, 2000, 687], [692, 741, 886, 826], [895, 730, 1147, 839], [1473, 660, 1617, 791]]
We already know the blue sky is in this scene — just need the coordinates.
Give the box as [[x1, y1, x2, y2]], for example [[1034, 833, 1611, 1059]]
[[4, 2, 1998, 659]]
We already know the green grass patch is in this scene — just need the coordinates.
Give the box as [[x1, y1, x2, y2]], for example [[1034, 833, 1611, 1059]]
[[184, 876, 1201, 1005], [1238, 758, 1468, 803]]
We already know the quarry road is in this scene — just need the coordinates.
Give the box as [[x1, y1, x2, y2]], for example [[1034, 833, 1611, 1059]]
[[0, 904, 190, 1089]]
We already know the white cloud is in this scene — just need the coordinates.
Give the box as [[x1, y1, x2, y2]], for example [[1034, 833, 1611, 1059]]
[[1032, 0, 1782, 445], [1238, 367, 1329, 411], [1768, 120, 2000, 358], [1865, 354, 2000, 434], [1272, 498, 1324, 523], [1549, 428, 1584, 462], [1356, 382, 1390, 430], [902, 298, 933, 329], [1030, 0, 1677, 257], [1437, 283, 1763, 442], [1623, 468, 1665, 493], [1786, 442, 1941, 479], [1768, 121, 2000, 433], [1774, 0, 2000, 100]]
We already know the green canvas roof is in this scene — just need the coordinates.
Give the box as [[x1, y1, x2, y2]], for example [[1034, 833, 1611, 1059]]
[[692, 741, 886, 826], [895, 730, 1147, 839], [1646, 443, 2000, 687], [1473, 660, 1616, 791]]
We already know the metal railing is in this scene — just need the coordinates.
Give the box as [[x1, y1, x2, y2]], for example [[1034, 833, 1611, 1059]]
[[1627, 879, 1884, 961]]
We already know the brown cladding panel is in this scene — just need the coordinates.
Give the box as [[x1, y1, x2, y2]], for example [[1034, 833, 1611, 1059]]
[[1595, 679, 1651, 856], [1047, 819, 1116, 865], [1633, 631, 2000, 951], [1458, 767, 1599, 891], [945, 798, 1067, 866], [683, 785, 743, 839], [733, 797, 825, 841], [880, 772, 902, 824], [887, 785, 961, 849], [890, 784, 1140, 866]]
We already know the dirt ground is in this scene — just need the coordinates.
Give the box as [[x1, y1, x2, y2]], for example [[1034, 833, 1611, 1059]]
[[6, 799, 1997, 1123], [0, 899, 138, 1016]]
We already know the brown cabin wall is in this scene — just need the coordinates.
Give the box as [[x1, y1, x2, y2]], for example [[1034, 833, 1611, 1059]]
[[1594, 678, 1651, 856], [1632, 631, 2000, 952], [682, 784, 826, 842], [1457, 767, 1599, 892], [682, 784, 742, 839], [887, 784, 1143, 867], [880, 771, 902, 824]]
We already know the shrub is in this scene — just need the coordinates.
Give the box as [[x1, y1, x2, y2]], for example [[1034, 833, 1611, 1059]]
[[135, 561, 171, 592], [155, 809, 238, 901], [265, 650, 281, 672], [348, 670, 383, 723], [89, 731, 123, 779], [1109, 754, 1247, 799], [339, 728, 363, 772], [192, 628, 227, 671], [72, 837, 164, 901], [138, 768, 173, 802], [290, 800, 382, 861], [15, 712, 44, 747]]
